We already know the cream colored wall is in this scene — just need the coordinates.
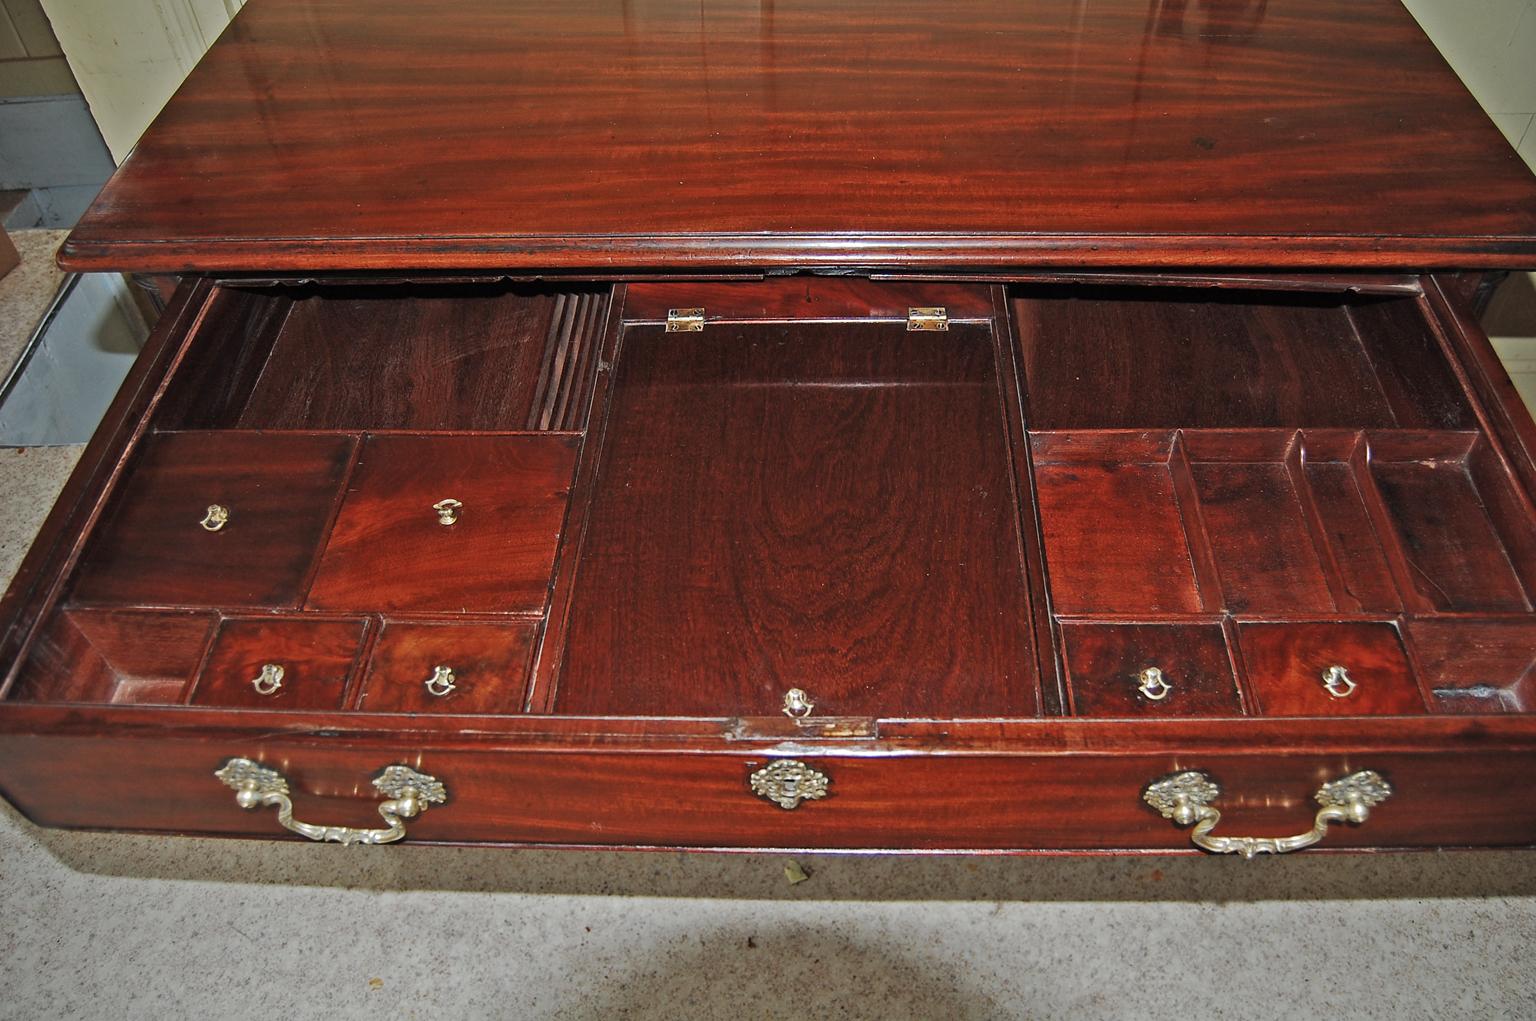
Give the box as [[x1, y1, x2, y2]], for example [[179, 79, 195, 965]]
[[1403, 0, 1536, 170], [37, 0, 244, 163]]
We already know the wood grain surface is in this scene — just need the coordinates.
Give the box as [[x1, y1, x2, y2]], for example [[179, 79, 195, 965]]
[[58, 0, 1536, 272], [555, 319, 1040, 718]]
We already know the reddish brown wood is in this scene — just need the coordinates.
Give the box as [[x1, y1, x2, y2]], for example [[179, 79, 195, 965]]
[[555, 317, 1040, 718], [188, 617, 369, 710], [1237, 622, 1426, 716], [1060, 623, 1243, 718], [70, 432, 357, 609], [57, 0, 1536, 272], [622, 280, 995, 323], [306, 435, 578, 615], [356, 621, 536, 714], [8, 609, 216, 705], [1013, 288, 1471, 431]]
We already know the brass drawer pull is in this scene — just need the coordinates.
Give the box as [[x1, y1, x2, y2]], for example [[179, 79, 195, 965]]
[[749, 759, 830, 810], [424, 665, 457, 697], [1142, 767, 1394, 853], [781, 687, 814, 718], [432, 498, 462, 525], [250, 663, 285, 696], [1143, 769, 1392, 857], [1321, 664, 1357, 698], [214, 758, 447, 845], [200, 504, 229, 532], [1136, 666, 1172, 701]]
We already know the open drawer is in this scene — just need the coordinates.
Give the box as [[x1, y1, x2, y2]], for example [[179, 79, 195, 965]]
[[2, 275, 1535, 854]]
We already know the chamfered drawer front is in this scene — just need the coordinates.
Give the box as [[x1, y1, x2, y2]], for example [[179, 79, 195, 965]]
[[306, 434, 578, 614], [1060, 622, 1243, 717], [188, 617, 370, 710], [355, 621, 537, 714], [71, 432, 357, 609], [1237, 622, 1427, 716], [2, 716, 1536, 851]]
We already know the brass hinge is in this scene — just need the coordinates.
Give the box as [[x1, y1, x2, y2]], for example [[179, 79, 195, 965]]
[[907, 307, 949, 331], [665, 308, 705, 332]]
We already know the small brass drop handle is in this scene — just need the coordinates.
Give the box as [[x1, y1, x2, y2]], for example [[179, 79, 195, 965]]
[[250, 663, 285, 696], [1136, 667, 1172, 701], [200, 504, 229, 532], [1321, 665, 1357, 698], [1143, 769, 1392, 857], [781, 687, 814, 718], [214, 758, 447, 845], [432, 498, 462, 526], [424, 665, 457, 697]]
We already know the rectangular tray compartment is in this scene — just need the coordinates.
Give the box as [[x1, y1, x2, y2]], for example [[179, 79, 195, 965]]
[[159, 283, 610, 432], [552, 311, 1041, 718], [1059, 621, 1243, 717], [1013, 286, 1472, 431], [6, 609, 215, 704]]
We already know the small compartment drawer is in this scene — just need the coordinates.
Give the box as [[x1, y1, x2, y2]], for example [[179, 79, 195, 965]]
[[71, 432, 356, 608], [188, 617, 369, 709], [306, 435, 578, 614], [356, 621, 536, 713], [1060, 622, 1242, 716], [1238, 622, 1426, 716]]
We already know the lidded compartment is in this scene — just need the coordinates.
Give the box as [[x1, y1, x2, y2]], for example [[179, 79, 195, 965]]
[[545, 282, 1044, 720]]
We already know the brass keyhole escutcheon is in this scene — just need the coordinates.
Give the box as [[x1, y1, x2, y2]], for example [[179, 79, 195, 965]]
[[1321, 665, 1357, 699], [201, 504, 229, 532], [424, 665, 457, 697], [251, 663, 285, 696], [1137, 666, 1172, 701], [432, 498, 462, 526]]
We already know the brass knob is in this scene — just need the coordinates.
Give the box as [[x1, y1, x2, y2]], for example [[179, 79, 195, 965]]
[[200, 504, 229, 532], [432, 499, 462, 526]]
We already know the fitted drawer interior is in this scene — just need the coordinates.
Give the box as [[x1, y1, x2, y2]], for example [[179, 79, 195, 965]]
[[5, 277, 1536, 725]]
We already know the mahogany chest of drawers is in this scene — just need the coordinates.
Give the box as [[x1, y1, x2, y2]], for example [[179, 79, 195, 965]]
[[3, 0, 1536, 855]]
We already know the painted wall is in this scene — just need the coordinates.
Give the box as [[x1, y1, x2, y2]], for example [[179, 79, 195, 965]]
[[0, 0, 73, 98], [1404, 0, 1536, 170], [37, 0, 244, 163]]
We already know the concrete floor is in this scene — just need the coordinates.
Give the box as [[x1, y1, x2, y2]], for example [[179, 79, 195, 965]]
[[0, 231, 1534, 1019]]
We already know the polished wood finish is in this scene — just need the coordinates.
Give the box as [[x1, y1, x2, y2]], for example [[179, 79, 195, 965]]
[[306, 435, 578, 615], [555, 314, 1040, 718], [71, 431, 357, 609], [357, 621, 536, 714], [1237, 622, 1425, 716], [7, 0, 1536, 855], [57, 0, 1536, 273], [1059, 623, 1243, 717], [188, 617, 370, 710]]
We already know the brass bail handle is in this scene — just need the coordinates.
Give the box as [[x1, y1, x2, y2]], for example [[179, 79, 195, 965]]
[[214, 758, 447, 845], [1143, 769, 1392, 857]]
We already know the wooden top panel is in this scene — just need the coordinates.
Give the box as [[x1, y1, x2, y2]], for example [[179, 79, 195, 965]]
[[62, 0, 1536, 272]]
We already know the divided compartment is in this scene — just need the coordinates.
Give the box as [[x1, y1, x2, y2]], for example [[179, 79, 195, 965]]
[[1031, 429, 1536, 622], [157, 281, 611, 432], [551, 311, 1041, 719]]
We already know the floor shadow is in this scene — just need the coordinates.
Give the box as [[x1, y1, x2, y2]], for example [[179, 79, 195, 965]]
[[8, 797, 1534, 904]]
